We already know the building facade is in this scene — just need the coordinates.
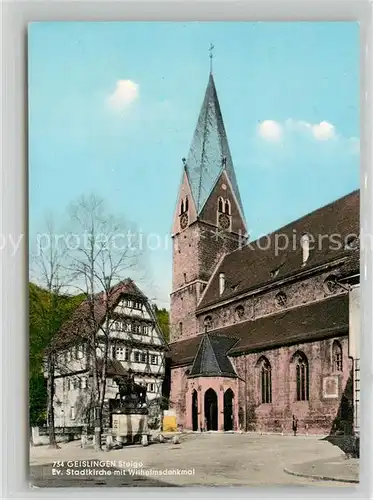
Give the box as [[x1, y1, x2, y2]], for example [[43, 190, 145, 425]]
[[51, 279, 167, 428], [168, 71, 360, 435]]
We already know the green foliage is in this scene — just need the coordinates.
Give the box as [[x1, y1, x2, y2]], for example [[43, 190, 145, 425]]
[[29, 282, 85, 426], [153, 304, 170, 343]]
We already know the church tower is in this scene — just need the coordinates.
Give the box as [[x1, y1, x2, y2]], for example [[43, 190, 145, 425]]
[[170, 70, 248, 343]]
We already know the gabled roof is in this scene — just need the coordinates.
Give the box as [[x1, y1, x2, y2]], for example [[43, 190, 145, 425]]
[[189, 334, 238, 378], [185, 73, 244, 215], [198, 190, 360, 310], [169, 294, 349, 366], [52, 279, 151, 349]]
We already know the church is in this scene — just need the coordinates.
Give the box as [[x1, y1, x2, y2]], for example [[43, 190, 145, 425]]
[[167, 70, 360, 435]]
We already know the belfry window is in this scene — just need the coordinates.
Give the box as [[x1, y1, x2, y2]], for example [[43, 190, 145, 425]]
[[218, 197, 224, 213], [224, 199, 231, 215], [180, 199, 184, 215], [185, 196, 189, 212]]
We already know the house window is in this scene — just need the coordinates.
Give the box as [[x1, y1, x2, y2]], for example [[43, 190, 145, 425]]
[[134, 351, 141, 363], [115, 346, 125, 360], [81, 377, 87, 389], [150, 354, 158, 365], [293, 352, 309, 401], [143, 325, 149, 335], [133, 301, 142, 310], [148, 383, 155, 392], [124, 348, 130, 361], [126, 299, 132, 308], [140, 352, 147, 363], [332, 340, 343, 372], [70, 406, 75, 420], [133, 324, 141, 334], [258, 357, 272, 404]]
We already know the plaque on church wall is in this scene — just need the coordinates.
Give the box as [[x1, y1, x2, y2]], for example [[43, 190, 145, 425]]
[[322, 376, 339, 399]]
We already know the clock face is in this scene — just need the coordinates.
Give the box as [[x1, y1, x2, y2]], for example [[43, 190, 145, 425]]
[[180, 213, 188, 229], [218, 213, 230, 230]]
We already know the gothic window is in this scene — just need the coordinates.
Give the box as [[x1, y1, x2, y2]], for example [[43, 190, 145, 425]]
[[224, 199, 231, 215], [258, 357, 272, 404], [180, 199, 184, 215], [332, 340, 343, 372], [292, 351, 309, 401], [185, 196, 189, 212], [218, 197, 224, 213]]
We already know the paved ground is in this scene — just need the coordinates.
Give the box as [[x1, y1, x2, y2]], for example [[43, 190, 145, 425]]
[[284, 455, 359, 483], [30, 432, 359, 488]]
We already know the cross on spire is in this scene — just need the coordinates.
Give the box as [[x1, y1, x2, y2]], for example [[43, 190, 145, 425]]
[[209, 43, 214, 74]]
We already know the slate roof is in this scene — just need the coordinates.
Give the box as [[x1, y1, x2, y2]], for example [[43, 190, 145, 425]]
[[169, 294, 349, 366], [52, 279, 147, 349], [185, 73, 244, 215], [198, 190, 360, 310], [189, 334, 238, 378]]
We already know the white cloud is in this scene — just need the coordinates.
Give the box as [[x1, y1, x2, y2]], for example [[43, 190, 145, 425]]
[[258, 119, 344, 143], [258, 120, 283, 141], [310, 121, 336, 141], [107, 80, 139, 110]]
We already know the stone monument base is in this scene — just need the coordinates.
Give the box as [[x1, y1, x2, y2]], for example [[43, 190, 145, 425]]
[[112, 411, 149, 445]]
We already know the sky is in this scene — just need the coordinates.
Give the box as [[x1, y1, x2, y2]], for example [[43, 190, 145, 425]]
[[28, 21, 360, 307]]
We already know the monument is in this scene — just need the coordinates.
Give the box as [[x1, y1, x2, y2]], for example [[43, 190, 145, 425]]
[[111, 370, 149, 446]]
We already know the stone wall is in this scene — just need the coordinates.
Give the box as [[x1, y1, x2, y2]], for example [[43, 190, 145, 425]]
[[232, 336, 351, 435]]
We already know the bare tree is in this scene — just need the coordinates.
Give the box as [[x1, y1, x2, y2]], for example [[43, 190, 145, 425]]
[[31, 216, 70, 448], [65, 194, 141, 450]]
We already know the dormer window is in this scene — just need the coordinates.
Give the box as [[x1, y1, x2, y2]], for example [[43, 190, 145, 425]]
[[219, 273, 225, 296], [300, 234, 310, 265]]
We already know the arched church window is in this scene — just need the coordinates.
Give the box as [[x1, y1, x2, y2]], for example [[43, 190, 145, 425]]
[[332, 340, 343, 372], [257, 357, 272, 404], [292, 351, 309, 401], [185, 196, 189, 212], [224, 199, 231, 215], [180, 199, 184, 215], [218, 197, 224, 213]]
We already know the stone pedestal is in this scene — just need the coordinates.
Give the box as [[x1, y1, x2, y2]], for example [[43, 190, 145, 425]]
[[112, 410, 149, 445]]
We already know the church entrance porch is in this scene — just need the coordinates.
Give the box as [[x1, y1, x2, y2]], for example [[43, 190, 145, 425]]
[[185, 376, 238, 432], [204, 388, 218, 431]]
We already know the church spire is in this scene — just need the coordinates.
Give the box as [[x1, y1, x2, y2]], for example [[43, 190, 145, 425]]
[[184, 70, 244, 216]]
